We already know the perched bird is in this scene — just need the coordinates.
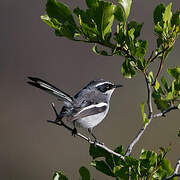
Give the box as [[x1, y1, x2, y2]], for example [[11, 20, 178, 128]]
[[27, 77, 122, 141]]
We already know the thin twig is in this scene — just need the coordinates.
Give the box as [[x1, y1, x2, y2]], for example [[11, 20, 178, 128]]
[[164, 158, 180, 180], [153, 51, 165, 86], [48, 103, 125, 161], [148, 46, 169, 63], [125, 117, 153, 156], [153, 106, 178, 118]]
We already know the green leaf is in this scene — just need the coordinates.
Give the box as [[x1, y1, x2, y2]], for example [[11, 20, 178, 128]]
[[113, 166, 129, 179], [153, 3, 165, 25], [140, 103, 149, 125], [45, 0, 78, 39], [79, 166, 90, 180], [178, 104, 180, 110], [148, 71, 154, 84], [113, 145, 125, 166], [161, 76, 169, 92], [117, 0, 132, 18], [92, 44, 109, 56], [89, 144, 115, 169], [53, 171, 68, 180], [178, 129, 180, 137], [121, 59, 136, 78], [73, 8, 98, 40], [154, 80, 160, 91], [163, 3, 172, 26], [171, 10, 180, 27], [46, 0, 75, 25], [85, 0, 98, 8], [91, 160, 114, 177], [167, 67, 180, 80], [99, 1, 115, 40], [89, 144, 110, 159], [41, 15, 60, 30], [135, 40, 148, 60], [114, 5, 125, 23], [85, 1, 115, 41], [152, 92, 170, 111], [127, 21, 144, 39]]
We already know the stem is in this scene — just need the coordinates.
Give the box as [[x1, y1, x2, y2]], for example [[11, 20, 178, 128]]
[[125, 71, 153, 156], [153, 106, 178, 118], [153, 51, 165, 86]]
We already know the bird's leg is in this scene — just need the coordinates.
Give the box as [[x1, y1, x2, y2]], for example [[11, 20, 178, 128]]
[[88, 128, 104, 145], [72, 121, 77, 137]]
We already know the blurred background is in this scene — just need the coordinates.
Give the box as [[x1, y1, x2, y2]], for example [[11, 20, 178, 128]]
[[0, 0, 180, 179]]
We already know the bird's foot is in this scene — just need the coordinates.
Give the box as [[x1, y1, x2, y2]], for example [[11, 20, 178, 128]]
[[72, 128, 77, 137]]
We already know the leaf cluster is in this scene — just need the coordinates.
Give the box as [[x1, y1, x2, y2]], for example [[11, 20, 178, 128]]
[[52, 145, 176, 180], [41, 0, 179, 79], [152, 67, 180, 112]]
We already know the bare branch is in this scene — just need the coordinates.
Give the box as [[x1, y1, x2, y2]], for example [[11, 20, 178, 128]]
[[48, 103, 125, 161], [164, 158, 180, 180], [125, 72, 153, 156], [153, 106, 179, 118], [153, 53, 166, 87], [125, 117, 153, 156], [148, 46, 169, 63]]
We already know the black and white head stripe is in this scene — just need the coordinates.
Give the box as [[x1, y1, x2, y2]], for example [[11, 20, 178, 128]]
[[27, 77, 73, 103], [95, 82, 115, 93]]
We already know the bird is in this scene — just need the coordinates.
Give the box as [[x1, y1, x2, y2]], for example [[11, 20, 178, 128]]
[[27, 77, 123, 141]]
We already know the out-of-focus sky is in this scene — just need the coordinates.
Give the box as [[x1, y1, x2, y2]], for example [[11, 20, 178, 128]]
[[0, 0, 180, 179]]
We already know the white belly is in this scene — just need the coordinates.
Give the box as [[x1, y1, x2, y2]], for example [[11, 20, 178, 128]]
[[76, 107, 109, 129]]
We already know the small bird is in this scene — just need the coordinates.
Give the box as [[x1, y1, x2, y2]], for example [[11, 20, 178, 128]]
[[27, 77, 122, 141]]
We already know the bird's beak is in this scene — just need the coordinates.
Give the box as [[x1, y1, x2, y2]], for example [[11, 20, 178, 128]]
[[114, 84, 123, 88]]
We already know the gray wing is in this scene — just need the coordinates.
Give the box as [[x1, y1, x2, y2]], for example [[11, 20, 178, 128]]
[[27, 77, 73, 103], [70, 102, 108, 121]]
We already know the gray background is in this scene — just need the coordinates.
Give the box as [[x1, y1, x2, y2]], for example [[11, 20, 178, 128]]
[[0, 0, 180, 179]]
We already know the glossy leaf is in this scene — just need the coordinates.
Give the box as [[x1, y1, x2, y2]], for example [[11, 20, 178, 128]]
[[45, 0, 78, 39], [91, 160, 114, 177], [121, 59, 136, 78], [148, 71, 154, 84], [46, 0, 75, 25], [114, 5, 125, 23], [85, 0, 98, 8], [167, 67, 180, 80], [161, 76, 169, 92], [118, 0, 132, 18], [163, 3, 172, 26], [153, 3, 165, 25], [79, 166, 90, 180], [171, 10, 180, 27], [127, 21, 143, 39], [140, 103, 149, 125]]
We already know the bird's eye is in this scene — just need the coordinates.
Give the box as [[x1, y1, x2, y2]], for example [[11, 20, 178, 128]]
[[96, 84, 113, 93]]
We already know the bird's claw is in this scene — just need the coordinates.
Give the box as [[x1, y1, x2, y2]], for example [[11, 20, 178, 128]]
[[72, 128, 77, 137]]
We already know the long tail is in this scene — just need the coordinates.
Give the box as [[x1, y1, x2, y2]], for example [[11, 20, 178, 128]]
[[27, 77, 73, 103]]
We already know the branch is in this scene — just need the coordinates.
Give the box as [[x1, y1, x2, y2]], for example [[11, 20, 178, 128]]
[[125, 117, 153, 156], [153, 106, 179, 118], [164, 158, 180, 180], [153, 51, 165, 86], [148, 46, 169, 63], [74, 39, 138, 62], [125, 72, 153, 156], [48, 103, 125, 161]]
